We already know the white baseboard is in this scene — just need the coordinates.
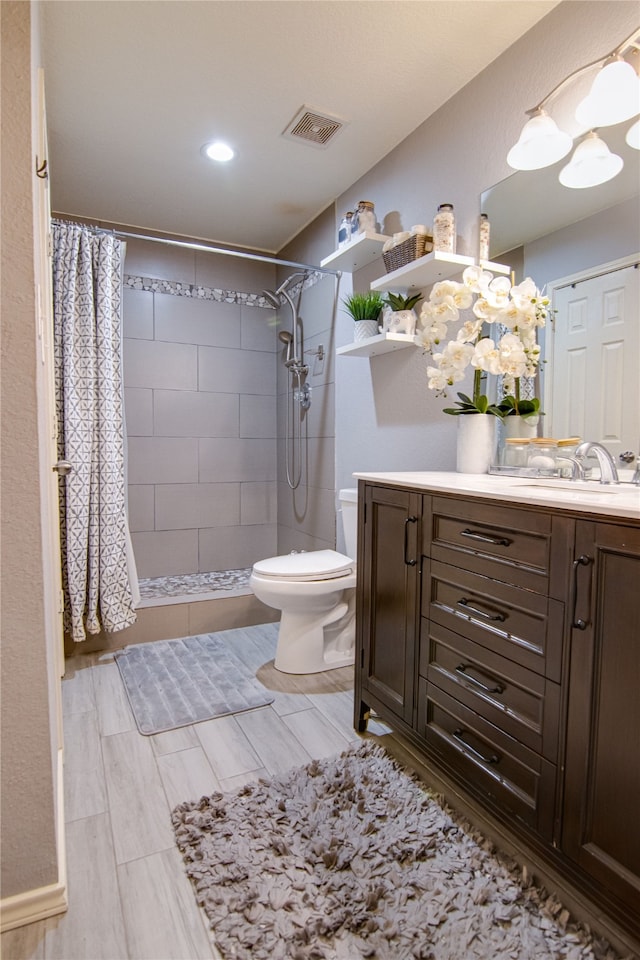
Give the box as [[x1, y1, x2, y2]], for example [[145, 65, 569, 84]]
[[1, 749, 68, 932], [0, 879, 68, 932]]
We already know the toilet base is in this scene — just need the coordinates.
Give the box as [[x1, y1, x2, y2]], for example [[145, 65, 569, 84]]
[[274, 593, 355, 675]]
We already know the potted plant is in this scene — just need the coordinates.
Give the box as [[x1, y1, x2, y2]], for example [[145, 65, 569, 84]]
[[382, 292, 423, 336], [342, 292, 384, 342], [416, 266, 549, 473]]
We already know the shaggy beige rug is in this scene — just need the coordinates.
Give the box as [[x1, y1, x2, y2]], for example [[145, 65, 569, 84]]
[[171, 741, 621, 960]]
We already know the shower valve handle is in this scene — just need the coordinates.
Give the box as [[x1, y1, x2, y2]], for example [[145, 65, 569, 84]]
[[53, 460, 73, 476]]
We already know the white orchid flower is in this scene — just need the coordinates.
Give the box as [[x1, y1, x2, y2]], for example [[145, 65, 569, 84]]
[[462, 266, 493, 294], [510, 277, 539, 308], [456, 319, 483, 343], [430, 280, 465, 304], [442, 340, 474, 372], [471, 338, 501, 374], [487, 276, 512, 306], [472, 296, 500, 321], [426, 366, 449, 391]]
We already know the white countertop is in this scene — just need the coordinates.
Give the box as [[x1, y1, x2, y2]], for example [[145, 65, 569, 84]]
[[353, 471, 640, 521]]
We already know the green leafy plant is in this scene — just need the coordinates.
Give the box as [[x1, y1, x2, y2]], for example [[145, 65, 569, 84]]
[[342, 291, 384, 321], [495, 394, 543, 420], [383, 292, 423, 312], [443, 378, 504, 417]]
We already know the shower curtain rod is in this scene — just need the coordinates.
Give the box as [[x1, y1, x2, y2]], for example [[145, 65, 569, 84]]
[[52, 219, 341, 277]]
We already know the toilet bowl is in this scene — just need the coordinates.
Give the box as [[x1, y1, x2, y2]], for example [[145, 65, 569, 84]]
[[250, 489, 358, 674]]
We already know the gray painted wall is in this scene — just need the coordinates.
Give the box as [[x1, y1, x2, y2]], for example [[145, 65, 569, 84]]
[[325, 1, 639, 492], [1, 0, 59, 901]]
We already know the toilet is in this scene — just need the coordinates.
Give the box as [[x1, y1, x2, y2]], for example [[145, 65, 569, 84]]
[[250, 489, 358, 674]]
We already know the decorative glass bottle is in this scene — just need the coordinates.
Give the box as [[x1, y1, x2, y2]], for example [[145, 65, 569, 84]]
[[479, 213, 491, 261], [355, 201, 376, 234], [433, 203, 456, 253], [338, 212, 353, 248]]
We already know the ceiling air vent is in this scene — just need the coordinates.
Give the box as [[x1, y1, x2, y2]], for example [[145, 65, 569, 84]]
[[282, 106, 348, 148]]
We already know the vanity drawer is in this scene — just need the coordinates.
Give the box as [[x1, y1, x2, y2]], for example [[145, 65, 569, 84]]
[[423, 559, 564, 681], [417, 680, 557, 840], [419, 619, 560, 760], [426, 496, 559, 594]]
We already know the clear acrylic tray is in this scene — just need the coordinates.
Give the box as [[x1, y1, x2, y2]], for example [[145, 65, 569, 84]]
[[488, 464, 561, 479]]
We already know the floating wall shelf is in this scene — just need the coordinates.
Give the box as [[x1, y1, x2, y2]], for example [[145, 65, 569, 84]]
[[370, 251, 475, 294], [320, 231, 390, 272], [479, 258, 511, 276], [336, 332, 418, 358]]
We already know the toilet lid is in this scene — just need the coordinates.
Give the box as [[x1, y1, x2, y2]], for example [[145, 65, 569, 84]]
[[253, 549, 354, 581]]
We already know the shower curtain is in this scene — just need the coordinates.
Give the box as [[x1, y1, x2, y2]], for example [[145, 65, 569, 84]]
[[52, 220, 137, 642]]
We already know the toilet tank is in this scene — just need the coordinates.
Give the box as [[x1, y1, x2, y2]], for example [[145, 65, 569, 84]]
[[338, 488, 358, 560]]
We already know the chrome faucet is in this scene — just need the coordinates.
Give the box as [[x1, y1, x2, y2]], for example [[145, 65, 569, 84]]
[[574, 441, 619, 485]]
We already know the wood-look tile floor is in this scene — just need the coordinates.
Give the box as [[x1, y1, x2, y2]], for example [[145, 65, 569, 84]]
[[1, 625, 392, 960]]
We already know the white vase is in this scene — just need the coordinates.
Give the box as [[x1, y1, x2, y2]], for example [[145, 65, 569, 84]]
[[353, 319, 380, 342], [501, 415, 539, 441], [456, 414, 496, 474]]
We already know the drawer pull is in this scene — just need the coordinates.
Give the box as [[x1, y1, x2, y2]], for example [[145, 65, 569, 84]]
[[461, 528, 512, 547], [457, 597, 507, 622], [404, 516, 418, 566], [572, 553, 593, 630], [453, 729, 500, 765], [455, 663, 505, 695]]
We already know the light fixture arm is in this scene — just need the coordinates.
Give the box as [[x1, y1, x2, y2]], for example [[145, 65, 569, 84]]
[[524, 27, 640, 117]]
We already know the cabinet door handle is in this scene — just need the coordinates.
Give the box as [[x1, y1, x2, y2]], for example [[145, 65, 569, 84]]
[[455, 663, 505, 695], [453, 729, 500, 765], [572, 554, 593, 630], [461, 528, 512, 547], [404, 516, 418, 566], [457, 597, 507, 622]]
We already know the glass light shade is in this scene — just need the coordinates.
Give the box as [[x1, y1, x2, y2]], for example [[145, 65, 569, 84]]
[[202, 141, 235, 162], [626, 118, 640, 150], [507, 113, 573, 170], [575, 59, 640, 128], [559, 133, 623, 189]]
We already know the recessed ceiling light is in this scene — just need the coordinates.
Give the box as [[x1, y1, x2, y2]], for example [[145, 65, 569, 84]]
[[202, 141, 235, 163]]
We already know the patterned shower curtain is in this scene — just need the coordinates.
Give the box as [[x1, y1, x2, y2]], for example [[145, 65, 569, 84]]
[[52, 220, 137, 642]]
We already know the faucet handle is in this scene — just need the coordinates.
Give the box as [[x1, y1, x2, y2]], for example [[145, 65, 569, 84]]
[[619, 451, 636, 464]]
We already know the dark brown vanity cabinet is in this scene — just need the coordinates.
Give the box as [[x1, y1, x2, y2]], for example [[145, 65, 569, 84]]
[[562, 520, 640, 922], [354, 479, 640, 943], [355, 483, 421, 730], [417, 497, 570, 841]]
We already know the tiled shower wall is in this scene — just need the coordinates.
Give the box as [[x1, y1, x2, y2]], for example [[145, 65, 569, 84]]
[[122, 238, 279, 578]]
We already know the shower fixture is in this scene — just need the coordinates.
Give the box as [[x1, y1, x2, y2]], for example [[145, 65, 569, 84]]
[[262, 273, 310, 489], [278, 329, 293, 366]]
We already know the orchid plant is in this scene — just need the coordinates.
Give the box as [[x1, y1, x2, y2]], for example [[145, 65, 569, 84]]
[[417, 266, 550, 416]]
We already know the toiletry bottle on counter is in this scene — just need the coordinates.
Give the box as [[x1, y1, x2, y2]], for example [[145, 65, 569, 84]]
[[355, 201, 376, 234], [433, 203, 456, 253], [338, 212, 353, 248], [479, 213, 490, 261]]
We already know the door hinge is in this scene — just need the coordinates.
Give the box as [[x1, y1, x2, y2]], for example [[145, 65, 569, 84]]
[[58, 589, 65, 616], [360, 648, 364, 669]]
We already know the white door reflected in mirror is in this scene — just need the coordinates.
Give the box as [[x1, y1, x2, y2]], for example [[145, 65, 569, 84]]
[[547, 259, 639, 461]]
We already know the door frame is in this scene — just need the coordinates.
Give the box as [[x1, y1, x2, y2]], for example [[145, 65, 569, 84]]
[[544, 253, 640, 440]]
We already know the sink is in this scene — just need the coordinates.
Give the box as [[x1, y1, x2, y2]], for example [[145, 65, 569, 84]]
[[518, 479, 638, 495]]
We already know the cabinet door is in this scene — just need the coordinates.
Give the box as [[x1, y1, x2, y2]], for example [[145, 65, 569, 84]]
[[357, 484, 421, 726], [563, 520, 640, 919]]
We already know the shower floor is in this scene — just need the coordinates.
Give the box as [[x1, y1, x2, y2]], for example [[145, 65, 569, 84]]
[[137, 568, 252, 607]]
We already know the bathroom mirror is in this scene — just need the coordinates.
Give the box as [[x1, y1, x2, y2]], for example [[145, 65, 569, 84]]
[[480, 118, 640, 453], [481, 121, 639, 258]]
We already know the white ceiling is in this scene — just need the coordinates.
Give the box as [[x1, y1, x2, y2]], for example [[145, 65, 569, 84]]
[[41, 0, 559, 254]]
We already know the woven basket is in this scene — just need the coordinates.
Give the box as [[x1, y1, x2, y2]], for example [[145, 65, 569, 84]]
[[383, 233, 433, 273]]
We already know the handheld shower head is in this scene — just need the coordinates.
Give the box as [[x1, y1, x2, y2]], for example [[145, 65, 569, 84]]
[[278, 329, 294, 365]]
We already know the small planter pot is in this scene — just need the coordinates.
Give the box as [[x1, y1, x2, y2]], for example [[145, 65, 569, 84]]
[[456, 413, 496, 474], [353, 319, 380, 341], [382, 309, 416, 336]]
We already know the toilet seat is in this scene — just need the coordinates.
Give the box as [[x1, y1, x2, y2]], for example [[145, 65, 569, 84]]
[[253, 549, 353, 582]]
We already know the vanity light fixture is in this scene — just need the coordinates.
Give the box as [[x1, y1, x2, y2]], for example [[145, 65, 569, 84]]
[[626, 118, 640, 149], [558, 132, 624, 189], [201, 140, 235, 163], [507, 27, 640, 177], [575, 57, 640, 128]]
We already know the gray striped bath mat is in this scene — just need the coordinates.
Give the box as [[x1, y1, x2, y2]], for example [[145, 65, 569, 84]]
[[114, 628, 275, 735]]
